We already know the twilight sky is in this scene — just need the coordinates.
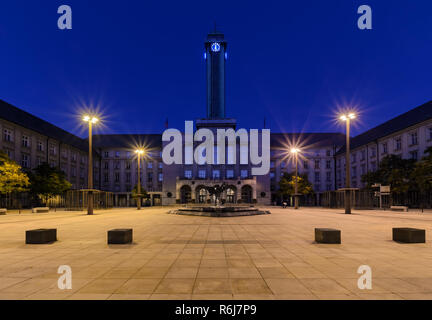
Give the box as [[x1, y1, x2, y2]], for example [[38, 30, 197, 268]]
[[1, 0, 431, 138]]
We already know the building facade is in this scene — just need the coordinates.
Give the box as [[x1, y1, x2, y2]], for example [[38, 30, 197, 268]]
[[1, 30, 431, 206], [0, 100, 89, 190], [335, 101, 432, 189]]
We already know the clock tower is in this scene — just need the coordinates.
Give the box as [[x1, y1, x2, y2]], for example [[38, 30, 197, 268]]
[[205, 30, 227, 119]]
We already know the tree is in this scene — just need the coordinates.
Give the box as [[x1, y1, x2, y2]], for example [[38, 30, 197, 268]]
[[278, 172, 313, 199], [131, 184, 149, 199], [28, 163, 71, 204], [0, 152, 30, 201], [361, 155, 415, 194], [410, 147, 432, 203]]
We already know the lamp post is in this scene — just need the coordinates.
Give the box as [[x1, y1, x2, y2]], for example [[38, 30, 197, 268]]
[[291, 147, 301, 209], [135, 148, 145, 210], [83, 115, 98, 215], [340, 113, 356, 214]]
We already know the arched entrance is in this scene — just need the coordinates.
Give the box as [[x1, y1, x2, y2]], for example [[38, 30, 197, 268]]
[[241, 185, 253, 203], [180, 185, 192, 204], [226, 186, 236, 203], [196, 186, 208, 204]]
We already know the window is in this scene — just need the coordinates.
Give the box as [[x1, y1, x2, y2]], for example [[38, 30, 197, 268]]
[[314, 172, 320, 183], [326, 171, 331, 182], [21, 154, 29, 168], [104, 172, 109, 182], [147, 172, 153, 183], [326, 160, 331, 169], [126, 151, 131, 158], [361, 150, 366, 161], [410, 132, 418, 146], [104, 151, 109, 158], [314, 160, 320, 170], [22, 135, 29, 147], [104, 161, 109, 169], [337, 159, 341, 168], [71, 152, 76, 161], [80, 168, 84, 178], [126, 161, 131, 170], [147, 162, 153, 169], [49, 145, 56, 156], [115, 172, 120, 182], [212, 170, 220, 179], [241, 170, 248, 179], [36, 156, 43, 166], [184, 170, 192, 179], [114, 151, 120, 158], [126, 172, 131, 183], [352, 166, 357, 178], [114, 161, 120, 169], [371, 161, 377, 171], [158, 162, 163, 169], [80, 156, 85, 164], [270, 161, 275, 169], [226, 169, 234, 179], [371, 147, 376, 157], [158, 173, 163, 182], [304, 161, 309, 169], [71, 167, 76, 177], [351, 153, 356, 163], [270, 172, 275, 180], [61, 150, 67, 158], [281, 161, 286, 169], [326, 150, 331, 157], [382, 142, 388, 154], [361, 164, 366, 175], [3, 129, 13, 142], [198, 170, 206, 179], [326, 184, 332, 191], [395, 138, 402, 151], [37, 141, 44, 152], [410, 150, 418, 161]]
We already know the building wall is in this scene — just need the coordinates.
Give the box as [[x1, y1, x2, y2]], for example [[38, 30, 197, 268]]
[[0, 118, 88, 189], [335, 119, 432, 189]]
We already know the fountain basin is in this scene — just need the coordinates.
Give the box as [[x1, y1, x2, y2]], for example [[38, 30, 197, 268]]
[[169, 206, 271, 217]]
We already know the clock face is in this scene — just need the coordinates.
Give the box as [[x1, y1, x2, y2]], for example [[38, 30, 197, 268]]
[[211, 42, 221, 52]]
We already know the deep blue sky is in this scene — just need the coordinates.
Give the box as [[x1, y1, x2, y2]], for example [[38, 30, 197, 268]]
[[1, 0, 431, 138]]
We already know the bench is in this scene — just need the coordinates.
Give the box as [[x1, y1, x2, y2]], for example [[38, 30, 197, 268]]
[[108, 229, 133, 244], [32, 207, 50, 213], [390, 206, 408, 212], [26, 229, 57, 244], [0, 208, 6, 215], [393, 228, 425, 243], [315, 228, 341, 244]]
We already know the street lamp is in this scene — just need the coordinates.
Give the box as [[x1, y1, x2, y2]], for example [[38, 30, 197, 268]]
[[339, 112, 356, 214], [83, 115, 99, 215], [135, 148, 145, 210], [291, 147, 301, 209]]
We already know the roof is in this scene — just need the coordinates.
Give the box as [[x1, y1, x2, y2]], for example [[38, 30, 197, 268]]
[[0, 99, 88, 152], [337, 100, 432, 155], [270, 133, 346, 149], [92, 134, 162, 149]]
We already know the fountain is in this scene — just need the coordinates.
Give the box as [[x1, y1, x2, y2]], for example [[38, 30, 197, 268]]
[[169, 183, 271, 217]]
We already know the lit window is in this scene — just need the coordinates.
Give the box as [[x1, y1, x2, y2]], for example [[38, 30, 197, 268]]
[[212, 170, 220, 179], [226, 170, 234, 179]]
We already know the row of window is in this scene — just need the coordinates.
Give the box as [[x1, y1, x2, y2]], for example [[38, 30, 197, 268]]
[[103, 150, 162, 159], [103, 161, 163, 170], [271, 159, 332, 170], [103, 172, 163, 183], [183, 169, 249, 180]]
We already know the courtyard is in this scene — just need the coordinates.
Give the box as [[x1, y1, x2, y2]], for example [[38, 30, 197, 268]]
[[0, 206, 432, 300]]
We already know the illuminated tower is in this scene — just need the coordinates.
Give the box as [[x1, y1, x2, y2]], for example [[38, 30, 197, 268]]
[[204, 30, 227, 119]]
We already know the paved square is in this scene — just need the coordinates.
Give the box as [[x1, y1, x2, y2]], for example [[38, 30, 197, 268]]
[[1, 207, 432, 300]]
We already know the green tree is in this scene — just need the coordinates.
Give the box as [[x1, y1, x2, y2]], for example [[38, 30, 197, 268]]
[[0, 152, 30, 199], [361, 155, 415, 193], [131, 184, 148, 199], [410, 147, 432, 196], [28, 163, 71, 204], [278, 172, 314, 198]]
